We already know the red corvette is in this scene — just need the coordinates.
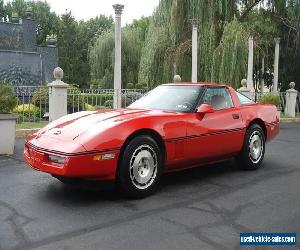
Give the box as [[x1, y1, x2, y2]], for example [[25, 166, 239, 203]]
[[24, 83, 280, 197]]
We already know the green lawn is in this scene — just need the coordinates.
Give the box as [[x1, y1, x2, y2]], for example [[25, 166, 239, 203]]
[[281, 113, 300, 119], [16, 121, 48, 130]]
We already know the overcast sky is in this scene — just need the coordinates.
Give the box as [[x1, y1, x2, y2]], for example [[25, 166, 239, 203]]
[[5, 0, 160, 25]]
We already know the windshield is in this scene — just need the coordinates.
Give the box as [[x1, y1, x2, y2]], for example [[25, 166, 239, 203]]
[[128, 85, 202, 112]]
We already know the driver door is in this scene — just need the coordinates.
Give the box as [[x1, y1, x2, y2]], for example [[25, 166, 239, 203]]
[[185, 86, 245, 164]]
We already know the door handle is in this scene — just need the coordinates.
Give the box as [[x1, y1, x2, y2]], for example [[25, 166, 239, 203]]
[[232, 114, 240, 119]]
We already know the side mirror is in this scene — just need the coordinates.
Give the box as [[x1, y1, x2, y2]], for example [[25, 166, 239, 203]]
[[196, 104, 214, 114]]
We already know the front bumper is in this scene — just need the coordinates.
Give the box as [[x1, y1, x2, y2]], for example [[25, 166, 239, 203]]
[[24, 142, 120, 180]]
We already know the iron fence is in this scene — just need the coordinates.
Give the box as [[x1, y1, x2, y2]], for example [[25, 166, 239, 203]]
[[13, 86, 48, 123], [13, 86, 148, 123], [13, 86, 298, 125], [67, 88, 147, 113]]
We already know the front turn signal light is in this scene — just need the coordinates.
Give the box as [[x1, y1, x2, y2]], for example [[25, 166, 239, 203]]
[[93, 153, 115, 161]]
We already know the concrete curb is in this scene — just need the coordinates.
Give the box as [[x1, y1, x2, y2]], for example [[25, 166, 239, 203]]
[[16, 128, 40, 138]]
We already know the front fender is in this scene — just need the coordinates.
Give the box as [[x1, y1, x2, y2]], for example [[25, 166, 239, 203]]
[[76, 114, 188, 152]]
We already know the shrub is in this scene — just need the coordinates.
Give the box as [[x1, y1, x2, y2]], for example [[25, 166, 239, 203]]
[[32, 85, 86, 113], [0, 82, 18, 113], [123, 91, 144, 106], [13, 104, 43, 122], [32, 86, 49, 108], [127, 83, 135, 89], [135, 83, 144, 89], [81, 93, 113, 106], [90, 79, 102, 89], [259, 93, 281, 107], [84, 103, 96, 111], [135, 83, 147, 89], [141, 83, 148, 89], [93, 105, 107, 110], [104, 99, 113, 108]]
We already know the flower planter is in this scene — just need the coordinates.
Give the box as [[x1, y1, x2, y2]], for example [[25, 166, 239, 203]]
[[46, 38, 57, 47], [24, 10, 33, 20], [0, 114, 18, 155], [11, 16, 19, 23]]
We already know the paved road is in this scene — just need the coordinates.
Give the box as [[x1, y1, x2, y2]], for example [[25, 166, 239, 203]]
[[0, 123, 299, 250]]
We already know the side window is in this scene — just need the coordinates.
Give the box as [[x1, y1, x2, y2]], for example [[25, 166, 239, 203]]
[[236, 91, 254, 105], [202, 87, 233, 110]]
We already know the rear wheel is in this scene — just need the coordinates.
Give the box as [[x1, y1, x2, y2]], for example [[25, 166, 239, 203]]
[[117, 135, 162, 198], [236, 124, 265, 170]]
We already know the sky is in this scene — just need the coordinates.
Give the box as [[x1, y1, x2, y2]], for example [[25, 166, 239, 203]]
[[12, 0, 160, 25]]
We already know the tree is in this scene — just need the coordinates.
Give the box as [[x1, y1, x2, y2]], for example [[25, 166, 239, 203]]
[[27, 1, 60, 45], [139, 0, 240, 88], [0, 0, 4, 19], [241, 0, 300, 90], [58, 12, 80, 85], [277, 0, 300, 90], [85, 15, 113, 46], [89, 17, 150, 88], [58, 12, 113, 87], [3, 0, 60, 46]]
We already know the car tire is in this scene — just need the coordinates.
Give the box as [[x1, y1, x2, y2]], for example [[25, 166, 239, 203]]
[[117, 135, 163, 198], [236, 124, 265, 170]]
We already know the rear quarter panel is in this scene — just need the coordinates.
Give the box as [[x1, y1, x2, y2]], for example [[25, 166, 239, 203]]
[[228, 87, 280, 141], [238, 103, 280, 141]]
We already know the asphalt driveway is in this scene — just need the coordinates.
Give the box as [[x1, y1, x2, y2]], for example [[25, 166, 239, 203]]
[[0, 123, 299, 250]]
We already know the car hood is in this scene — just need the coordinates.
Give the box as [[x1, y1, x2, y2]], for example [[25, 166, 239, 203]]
[[33, 108, 151, 141]]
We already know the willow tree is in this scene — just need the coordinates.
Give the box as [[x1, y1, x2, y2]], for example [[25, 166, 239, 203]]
[[89, 17, 149, 88], [90, 0, 299, 90], [241, 0, 300, 90], [138, 0, 244, 88], [211, 19, 248, 86]]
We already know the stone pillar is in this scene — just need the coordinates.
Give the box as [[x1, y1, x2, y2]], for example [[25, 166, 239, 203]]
[[285, 82, 298, 117], [48, 67, 69, 122], [191, 19, 198, 82], [238, 78, 253, 100], [246, 34, 254, 90], [113, 4, 124, 109], [273, 38, 280, 92]]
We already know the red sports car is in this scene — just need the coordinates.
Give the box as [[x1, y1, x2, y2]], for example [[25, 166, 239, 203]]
[[24, 83, 280, 197]]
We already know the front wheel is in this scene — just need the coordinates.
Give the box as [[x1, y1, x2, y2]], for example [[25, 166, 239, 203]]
[[117, 135, 162, 198], [236, 124, 265, 170]]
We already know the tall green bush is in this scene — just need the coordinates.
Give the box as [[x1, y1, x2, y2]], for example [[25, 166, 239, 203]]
[[13, 104, 43, 122], [0, 82, 17, 113], [259, 93, 281, 107]]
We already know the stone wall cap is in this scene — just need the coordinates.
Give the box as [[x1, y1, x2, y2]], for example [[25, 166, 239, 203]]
[[0, 113, 18, 120], [286, 88, 298, 93], [47, 80, 69, 87]]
